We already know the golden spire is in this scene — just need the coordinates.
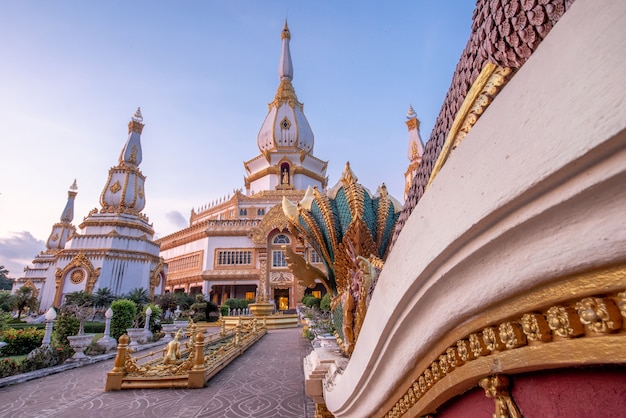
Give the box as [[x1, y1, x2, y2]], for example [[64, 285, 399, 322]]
[[128, 107, 144, 134], [281, 19, 291, 40]]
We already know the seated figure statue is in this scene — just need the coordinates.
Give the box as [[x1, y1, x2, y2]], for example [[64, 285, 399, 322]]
[[163, 329, 182, 365]]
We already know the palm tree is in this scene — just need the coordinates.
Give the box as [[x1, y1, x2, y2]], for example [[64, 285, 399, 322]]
[[0, 266, 13, 291], [64, 290, 93, 307], [93, 287, 116, 308], [125, 287, 149, 307], [12, 286, 38, 320]]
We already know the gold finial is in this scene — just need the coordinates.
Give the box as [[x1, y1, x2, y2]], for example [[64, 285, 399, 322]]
[[341, 161, 358, 185], [406, 105, 420, 131], [132, 107, 143, 123], [407, 104, 417, 119], [128, 107, 145, 134], [69, 179, 78, 191], [281, 19, 291, 40]]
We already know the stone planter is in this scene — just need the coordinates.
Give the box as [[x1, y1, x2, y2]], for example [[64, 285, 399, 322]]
[[161, 323, 178, 342], [249, 302, 275, 317], [173, 320, 188, 337], [126, 328, 146, 348], [67, 333, 95, 361]]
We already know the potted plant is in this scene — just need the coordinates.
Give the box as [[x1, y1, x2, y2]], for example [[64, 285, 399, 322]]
[[64, 304, 97, 361]]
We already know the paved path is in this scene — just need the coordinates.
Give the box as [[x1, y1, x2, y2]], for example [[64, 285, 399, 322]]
[[0, 328, 315, 418]]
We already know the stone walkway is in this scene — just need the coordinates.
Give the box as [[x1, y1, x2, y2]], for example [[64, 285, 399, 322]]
[[0, 328, 315, 418]]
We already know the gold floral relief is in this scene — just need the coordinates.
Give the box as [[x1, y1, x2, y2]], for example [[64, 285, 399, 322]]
[[456, 339, 473, 362], [575, 297, 622, 333], [469, 333, 489, 357], [521, 313, 552, 342], [498, 322, 527, 349], [110, 180, 122, 194], [482, 326, 505, 351], [69, 269, 85, 284], [546, 306, 584, 337]]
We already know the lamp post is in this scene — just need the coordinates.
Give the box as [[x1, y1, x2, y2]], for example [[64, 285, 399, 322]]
[[143, 306, 153, 340], [97, 307, 117, 351], [41, 307, 57, 347]]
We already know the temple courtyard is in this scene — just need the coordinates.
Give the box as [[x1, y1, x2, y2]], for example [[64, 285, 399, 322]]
[[0, 328, 314, 418]]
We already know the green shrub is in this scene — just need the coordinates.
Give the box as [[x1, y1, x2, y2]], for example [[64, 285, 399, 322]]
[[8, 322, 45, 330], [83, 321, 106, 334], [140, 303, 162, 332], [110, 299, 137, 341], [0, 358, 19, 378], [52, 309, 79, 350], [220, 305, 229, 317], [19, 346, 63, 373], [303, 296, 320, 309], [85, 342, 107, 356], [224, 298, 249, 310], [302, 326, 315, 341], [206, 301, 219, 322], [0, 327, 44, 356], [320, 293, 331, 312], [0, 312, 11, 332]]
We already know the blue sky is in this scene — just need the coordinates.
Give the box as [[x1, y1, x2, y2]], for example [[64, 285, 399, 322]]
[[0, 1, 475, 277]]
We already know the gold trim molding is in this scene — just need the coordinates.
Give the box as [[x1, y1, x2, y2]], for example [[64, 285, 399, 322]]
[[383, 265, 626, 418], [250, 204, 291, 245], [53, 252, 101, 306], [427, 63, 513, 189]]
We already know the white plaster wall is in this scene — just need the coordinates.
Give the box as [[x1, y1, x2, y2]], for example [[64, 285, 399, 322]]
[[325, 1, 626, 416]]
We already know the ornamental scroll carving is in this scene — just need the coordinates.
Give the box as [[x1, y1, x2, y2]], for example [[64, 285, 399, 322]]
[[53, 252, 101, 306], [383, 285, 626, 418], [249, 204, 291, 245]]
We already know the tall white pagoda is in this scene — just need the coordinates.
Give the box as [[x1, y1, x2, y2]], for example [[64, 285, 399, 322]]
[[14, 109, 165, 310]]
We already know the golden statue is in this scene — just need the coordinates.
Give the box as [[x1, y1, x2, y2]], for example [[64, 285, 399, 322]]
[[163, 329, 182, 364]]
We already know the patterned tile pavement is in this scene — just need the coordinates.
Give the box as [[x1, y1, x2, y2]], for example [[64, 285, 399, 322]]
[[0, 328, 316, 418]]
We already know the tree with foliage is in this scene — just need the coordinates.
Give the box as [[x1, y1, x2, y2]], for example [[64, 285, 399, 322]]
[[92, 287, 116, 308], [174, 292, 195, 310], [141, 303, 163, 332], [320, 293, 331, 312], [0, 266, 14, 290], [0, 290, 12, 312], [125, 287, 149, 307], [52, 307, 80, 350], [110, 299, 137, 341], [13, 286, 39, 319], [155, 292, 178, 313], [64, 290, 93, 307]]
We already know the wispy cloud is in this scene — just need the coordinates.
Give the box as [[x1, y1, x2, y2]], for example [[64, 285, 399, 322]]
[[0, 232, 45, 278], [165, 211, 188, 229]]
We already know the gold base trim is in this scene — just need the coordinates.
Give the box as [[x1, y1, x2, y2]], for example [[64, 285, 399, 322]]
[[383, 264, 626, 418]]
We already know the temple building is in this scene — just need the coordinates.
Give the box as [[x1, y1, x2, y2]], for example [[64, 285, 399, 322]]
[[157, 22, 330, 310], [13, 109, 165, 310]]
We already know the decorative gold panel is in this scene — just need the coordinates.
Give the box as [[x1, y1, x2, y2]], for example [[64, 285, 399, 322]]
[[383, 265, 626, 418]]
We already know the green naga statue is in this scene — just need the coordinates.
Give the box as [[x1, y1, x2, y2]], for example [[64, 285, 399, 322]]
[[282, 162, 402, 356]]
